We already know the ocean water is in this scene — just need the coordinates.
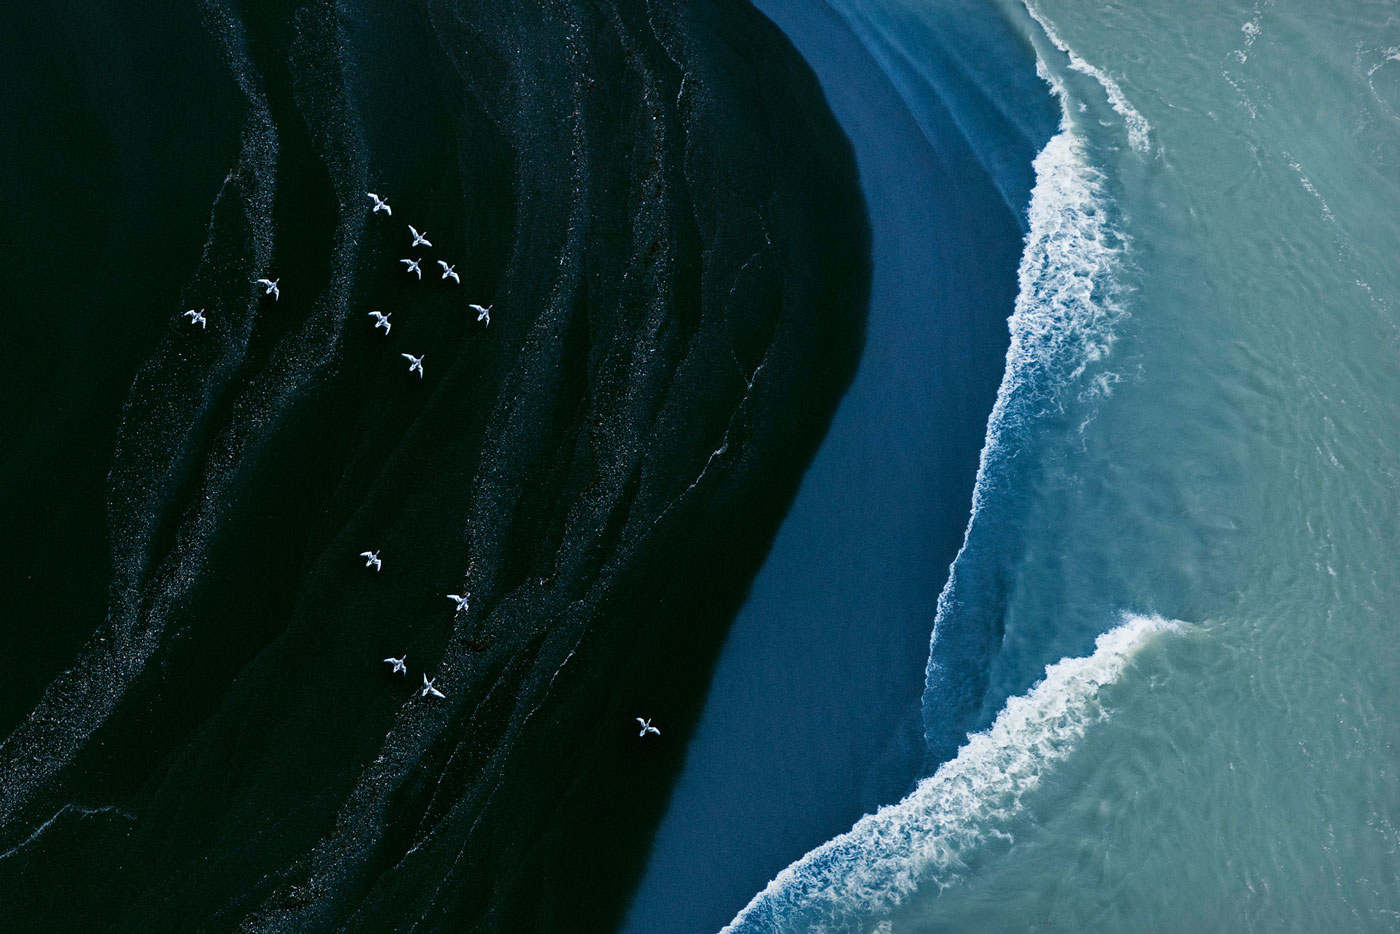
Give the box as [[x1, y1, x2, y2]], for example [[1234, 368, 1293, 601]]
[[718, 0, 1400, 930], [622, 0, 1054, 930]]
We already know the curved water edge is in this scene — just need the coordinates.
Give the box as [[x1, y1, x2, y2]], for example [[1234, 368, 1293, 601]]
[[718, 0, 1158, 927], [920, 117, 1133, 762], [725, 614, 1184, 933], [734, 0, 1400, 929], [621, 0, 1055, 928]]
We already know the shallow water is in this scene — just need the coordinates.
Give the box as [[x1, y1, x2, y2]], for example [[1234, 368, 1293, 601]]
[[622, 1, 1053, 931], [720, 0, 1400, 930]]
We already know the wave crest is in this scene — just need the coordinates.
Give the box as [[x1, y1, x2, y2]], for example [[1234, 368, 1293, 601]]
[[723, 614, 1180, 934], [919, 119, 1129, 759], [1023, 1, 1152, 153]]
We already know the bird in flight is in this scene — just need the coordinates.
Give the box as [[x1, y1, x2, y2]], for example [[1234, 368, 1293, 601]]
[[366, 192, 392, 215], [437, 261, 460, 285], [446, 593, 470, 614], [636, 718, 660, 738], [183, 309, 207, 329], [401, 353, 424, 378], [360, 549, 382, 571], [409, 225, 432, 248], [367, 310, 392, 335], [383, 655, 407, 675], [469, 303, 492, 327], [256, 277, 280, 301], [421, 674, 446, 699], [401, 258, 422, 280]]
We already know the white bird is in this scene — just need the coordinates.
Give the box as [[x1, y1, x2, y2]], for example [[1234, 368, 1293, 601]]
[[366, 192, 392, 215], [408, 225, 432, 248], [401, 353, 424, 378], [367, 310, 392, 335], [183, 309, 207, 329], [360, 549, 382, 571], [437, 261, 460, 285], [383, 655, 407, 675], [636, 717, 661, 738], [256, 277, 280, 301], [446, 593, 470, 614], [401, 258, 422, 279], [469, 303, 492, 327], [422, 674, 446, 699]]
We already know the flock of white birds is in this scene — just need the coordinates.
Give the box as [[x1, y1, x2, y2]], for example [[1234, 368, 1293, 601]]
[[180, 191, 657, 734]]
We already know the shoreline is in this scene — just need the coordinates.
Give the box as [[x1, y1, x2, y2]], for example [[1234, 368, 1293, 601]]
[[622, 0, 1055, 930]]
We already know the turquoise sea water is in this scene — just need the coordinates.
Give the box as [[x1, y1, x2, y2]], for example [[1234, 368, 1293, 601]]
[[723, 0, 1400, 929]]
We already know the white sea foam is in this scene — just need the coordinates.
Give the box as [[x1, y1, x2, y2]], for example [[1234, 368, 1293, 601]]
[[725, 77, 1136, 932], [723, 614, 1180, 933], [1022, 1, 1152, 153], [1001, 129, 1127, 405], [920, 115, 1128, 737]]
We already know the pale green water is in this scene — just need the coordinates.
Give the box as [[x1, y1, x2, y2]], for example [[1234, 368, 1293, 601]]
[[921, 1, 1400, 927], [726, 0, 1400, 930]]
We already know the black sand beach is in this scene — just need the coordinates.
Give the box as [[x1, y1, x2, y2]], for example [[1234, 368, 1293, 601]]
[[0, 0, 867, 929]]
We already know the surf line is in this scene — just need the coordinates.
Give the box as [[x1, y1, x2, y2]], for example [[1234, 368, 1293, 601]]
[[723, 613, 1182, 933]]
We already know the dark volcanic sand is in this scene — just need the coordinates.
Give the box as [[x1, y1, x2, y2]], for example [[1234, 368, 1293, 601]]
[[0, 0, 868, 930]]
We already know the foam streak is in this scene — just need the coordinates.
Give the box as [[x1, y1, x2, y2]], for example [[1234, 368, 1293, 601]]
[[723, 615, 1179, 933], [919, 117, 1128, 756], [1022, 0, 1152, 153]]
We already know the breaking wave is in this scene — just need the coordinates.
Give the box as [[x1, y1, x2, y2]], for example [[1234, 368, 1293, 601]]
[[723, 614, 1180, 933], [919, 110, 1131, 758]]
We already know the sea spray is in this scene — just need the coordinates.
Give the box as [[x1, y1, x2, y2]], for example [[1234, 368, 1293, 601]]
[[920, 117, 1129, 758], [1021, 0, 1152, 153], [724, 614, 1181, 933]]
